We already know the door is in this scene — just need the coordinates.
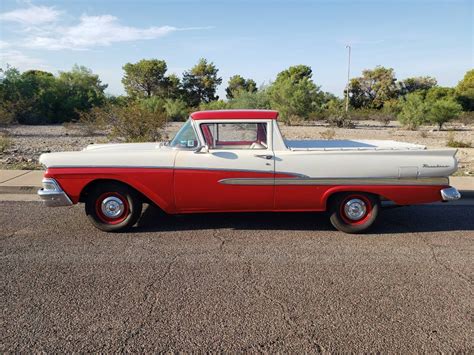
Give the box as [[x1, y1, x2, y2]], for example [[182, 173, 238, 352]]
[[174, 120, 275, 212]]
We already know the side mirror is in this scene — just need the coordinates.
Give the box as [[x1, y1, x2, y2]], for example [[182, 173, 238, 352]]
[[194, 145, 209, 154]]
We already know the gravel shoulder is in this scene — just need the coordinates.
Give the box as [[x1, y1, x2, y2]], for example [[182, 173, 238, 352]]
[[1, 120, 472, 175]]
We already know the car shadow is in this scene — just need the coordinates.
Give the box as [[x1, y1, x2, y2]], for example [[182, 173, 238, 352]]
[[134, 203, 474, 234]]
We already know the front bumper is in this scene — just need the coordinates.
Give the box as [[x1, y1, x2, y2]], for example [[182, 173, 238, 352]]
[[440, 187, 461, 201], [37, 178, 73, 207]]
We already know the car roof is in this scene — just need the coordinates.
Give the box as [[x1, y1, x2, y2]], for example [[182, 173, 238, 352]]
[[190, 109, 279, 120]]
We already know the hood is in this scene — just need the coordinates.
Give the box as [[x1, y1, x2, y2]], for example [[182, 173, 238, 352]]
[[83, 141, 168, 152], [39, 141, 175, 169]]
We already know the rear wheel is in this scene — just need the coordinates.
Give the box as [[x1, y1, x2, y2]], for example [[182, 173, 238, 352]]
[[329, 192, 379, 234], [85, 182, 142, 232]]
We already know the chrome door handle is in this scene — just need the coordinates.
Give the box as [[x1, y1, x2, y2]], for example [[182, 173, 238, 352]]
[[255, 154, 273, 160]]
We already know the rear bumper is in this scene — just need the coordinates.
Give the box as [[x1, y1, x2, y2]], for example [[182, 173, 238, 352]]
[[440, 187, 461, 201], [37, 178, 73, 207]]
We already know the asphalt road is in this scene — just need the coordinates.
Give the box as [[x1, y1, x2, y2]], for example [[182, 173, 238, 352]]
[[1, 201, 473, 352]]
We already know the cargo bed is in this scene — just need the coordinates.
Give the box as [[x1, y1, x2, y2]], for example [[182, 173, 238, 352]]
[[285, 140, 426, 151]]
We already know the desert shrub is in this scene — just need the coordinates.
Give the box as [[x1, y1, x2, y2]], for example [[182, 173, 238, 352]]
[[327, 111, 355, 128], [419, 130, 428, 138], [427, 98, 462, 130], [397, 92, 428, 130], [139, 96, 166, 113], [320, 128, 336, 140], [457, 111, 474, 125], [0, 133, 12, 153], [164, 99, 189, 121], [375, 113, 392, 126], [0, 106, 14, 126], [198, 100, 229, 111], [76, 106, 108, 136], [446, 132, 472, 148], [229, 89, 272, 110], [108, 104, 166, 142]]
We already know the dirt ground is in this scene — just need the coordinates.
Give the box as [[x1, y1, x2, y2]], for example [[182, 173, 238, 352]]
[[1, 120, 472, 175]]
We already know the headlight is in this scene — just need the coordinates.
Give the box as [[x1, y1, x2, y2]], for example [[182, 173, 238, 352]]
[[42, 178, 60, 192]]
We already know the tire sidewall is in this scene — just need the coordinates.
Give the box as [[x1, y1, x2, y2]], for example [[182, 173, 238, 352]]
[[85, 183, 142, 232], [329, 192, 379, 234]]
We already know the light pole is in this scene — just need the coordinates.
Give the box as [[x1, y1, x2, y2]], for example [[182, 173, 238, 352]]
[[345, 44, 351, 113]]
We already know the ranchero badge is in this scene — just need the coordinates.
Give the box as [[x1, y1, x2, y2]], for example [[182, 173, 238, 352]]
[[423, 164, 449, 168]]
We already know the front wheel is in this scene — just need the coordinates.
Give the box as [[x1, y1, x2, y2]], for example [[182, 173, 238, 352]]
[[85, 182, 142, 232], [329, 192, 379, 234]]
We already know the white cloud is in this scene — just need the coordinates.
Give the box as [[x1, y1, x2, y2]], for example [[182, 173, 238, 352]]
[[0, 49, 46, 70], [0, 40, 10, 49], [0, 5, 61, 25], [24, 15, 181, 50], [1, 4, 212, 52]]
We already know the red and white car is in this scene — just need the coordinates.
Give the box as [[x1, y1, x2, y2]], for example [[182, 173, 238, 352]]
[[38, 109, 461, 233]]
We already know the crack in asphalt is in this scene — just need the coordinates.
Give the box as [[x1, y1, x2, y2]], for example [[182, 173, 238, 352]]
[[419, 235, 473, 286], [119, 252, 185, 351], [212, 229, 228, 251], [385, 216, 473, 286], [240, 259, 326, 352]]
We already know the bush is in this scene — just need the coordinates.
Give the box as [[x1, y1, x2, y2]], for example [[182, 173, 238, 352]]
[[327, 111, 354, 128], [164, 99, 189, 121], [0, 106, 14, 127], [108, 104, 166, 142], [139, 96, 166, 114], [0, 133, 12, 153], [198, 100, 229, 111], [427, 99, 462, 130], [458, 111, 474, 125], [397, 92, 427, 130], [446, 132, 472, 148], [320, 128, 336, 140], [229, 89, 272, 110], [76, 106, 108, 136], [0, 65, 107, 125]]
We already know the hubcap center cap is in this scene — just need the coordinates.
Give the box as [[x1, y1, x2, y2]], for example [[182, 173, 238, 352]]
[[101, 196, 125, 218], [344, 198, 367, 220]]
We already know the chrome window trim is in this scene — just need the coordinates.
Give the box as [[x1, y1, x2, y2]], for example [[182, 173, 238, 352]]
[[195, 119, 273, 152], [169, 118, 203, 151]]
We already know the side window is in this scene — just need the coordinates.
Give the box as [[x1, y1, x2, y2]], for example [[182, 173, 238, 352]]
[[200, 123, 268, 149]]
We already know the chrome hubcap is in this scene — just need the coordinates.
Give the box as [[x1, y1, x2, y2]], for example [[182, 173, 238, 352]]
[[101, 196, 125, 218], [344, 198, 367, 220]]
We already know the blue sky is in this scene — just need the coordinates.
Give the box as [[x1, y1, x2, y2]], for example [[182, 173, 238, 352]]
[[1, 0, 472, 98]]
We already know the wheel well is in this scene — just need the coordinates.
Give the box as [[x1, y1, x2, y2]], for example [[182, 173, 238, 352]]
[[79, 179, 153, 206], [325, 191, 382, 210]]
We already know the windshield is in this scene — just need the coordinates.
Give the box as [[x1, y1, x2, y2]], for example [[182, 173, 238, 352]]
[[170, 119, 199, 149]]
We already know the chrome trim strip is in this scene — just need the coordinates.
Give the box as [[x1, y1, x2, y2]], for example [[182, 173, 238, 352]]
[[218, 177, 449, 186]]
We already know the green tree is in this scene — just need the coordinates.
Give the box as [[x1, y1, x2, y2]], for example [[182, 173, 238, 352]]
[[164, 99, 189, 121], [268, 65, 322, 124], [397, 92, 428, 130], [425, 86, 455, 102], [58, 65, 107, 121], [165, 73, 182, 100], [427, 99, 462, 130], [0, 65, 107, 124], [229, 88, 271, 109], [456, 69, 474, 111], [182, 58, 222, 107], [399, 76, 437, 95], [348, 66, 398, 109], [122, 59, 168, 98], [225, 75, 257, 99]]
